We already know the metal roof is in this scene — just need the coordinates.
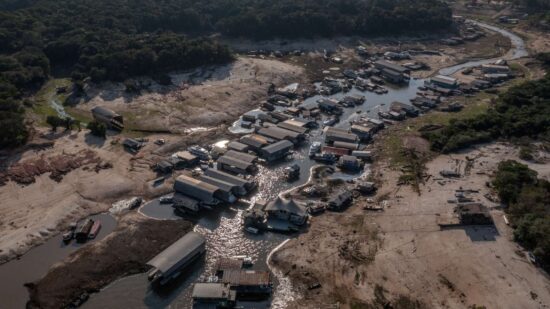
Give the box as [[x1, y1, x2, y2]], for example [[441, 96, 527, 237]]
[[199, 175, 239, 194], [240, 134, 270, 148], [265, 197, 306, 216], [91, 106, 119, 118], [204, 168, 252, 188], [258, 126, 300, 141], [217, 155, 255, 171], [277, 121, 307, 134], [227, 141, 249, 152], [374, 60, 409, 73], [224, 150, 257, 163], [192, 283, 234, 300], [261, 140, 293, 155], [147, 232, 205, 274], [221, 270, 271, 286], [174, 175, 220, 203]]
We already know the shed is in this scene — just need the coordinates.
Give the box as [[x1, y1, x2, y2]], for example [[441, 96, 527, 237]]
[[260, 140, 294, 162], [192, 283, 236, 305], [227, 141, 250, 153], [203, 168, 255, 195], [429, 75, 458, 89], [217, 155, 257, 175], [277, 121, 308, 134], [374, 60, 410, 74], [91, 106, 124, 130], [199, 175, 241, 201], [174, 175, 221, 206], [322, 146, 349, 157], [325, 127, 358, 144], [257, 126, 303, 144], [240, 134, 271, 151], [221, 270, 272, 294], [224, 150, 257, 164], [265, 197, 308, 225], [147, 232, 206, 285], [333, 141, 359, 150], [173, 151, 199, 167]]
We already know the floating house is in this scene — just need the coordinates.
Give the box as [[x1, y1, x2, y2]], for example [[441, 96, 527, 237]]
[[203, 168, 256, 195], [325, 127, 359, 144], [174, 175, 221, 206], [239, 134, 271, 152], [192, 283, 236, 307], [260, 140, 293, 162], [257, 126, 303, 144], [428, 75, 458, 89], [91, 106, 124, 130], [264, 197, 308, 226], [217, 155, 257, 175], [147, 232, 206, 285]]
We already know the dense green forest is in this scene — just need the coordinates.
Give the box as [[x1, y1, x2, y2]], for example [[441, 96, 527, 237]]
[[0, 0, 452, 148], [493, 160, 550, 270], [423, 73, 550, 153]]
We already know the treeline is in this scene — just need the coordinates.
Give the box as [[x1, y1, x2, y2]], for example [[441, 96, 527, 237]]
[[493, 160, 550, 270], [423, 74, 550, 153], [0, 0, 452, 148]]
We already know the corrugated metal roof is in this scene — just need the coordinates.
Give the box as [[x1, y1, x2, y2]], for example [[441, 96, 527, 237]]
[[91, 106, 119, 118], [374, 60, 408, 73], [147, 232, 205, 274], [199, 175, 238, 193], [221, 270, 271, 286], [258, 126, 300, 141], [224, 150, 257, 163], [174, 175, 219, 203], [217, 155, 255, 170], [204, 168, 251, 188], [261, 140, 293, 155]]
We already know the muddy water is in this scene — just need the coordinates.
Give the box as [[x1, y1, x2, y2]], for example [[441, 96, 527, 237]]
[[0, 213, 116, 309]]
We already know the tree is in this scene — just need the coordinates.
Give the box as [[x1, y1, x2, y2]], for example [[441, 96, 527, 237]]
[[87, 121, 106, 138], [46, 115, 64, 132]]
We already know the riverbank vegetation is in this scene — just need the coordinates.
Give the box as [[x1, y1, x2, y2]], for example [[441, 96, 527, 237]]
[[492, 160, 550, 270], [423, 75, 550, 153]]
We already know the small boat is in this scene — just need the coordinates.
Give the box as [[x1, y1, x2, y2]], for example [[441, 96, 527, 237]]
[[245, 226, 260, 234], [284, 164, 300, 181], [159, 195, 173, 204], [323, 116, 339, 127], [62, 231, 74, 243], [88, 220, 102, 239], [309, 142, 322, 158], [232, 255, 254, 266]]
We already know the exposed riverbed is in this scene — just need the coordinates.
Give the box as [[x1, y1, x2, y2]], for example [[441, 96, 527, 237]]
[[3, 19, 528, 309]]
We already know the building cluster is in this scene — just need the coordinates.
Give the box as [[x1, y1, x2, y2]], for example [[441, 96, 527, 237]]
[[192, 256, 272, 308]]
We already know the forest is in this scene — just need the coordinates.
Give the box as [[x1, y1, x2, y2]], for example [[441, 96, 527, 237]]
[[0, 0, 452, 148], [423, 73, 550, 153], [493, 160, 550, 271]]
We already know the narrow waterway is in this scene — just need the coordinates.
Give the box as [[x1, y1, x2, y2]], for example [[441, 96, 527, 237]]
[[2, 19, 527, 309], [439, 19, 528, 75], [0, 213, 116, 309]]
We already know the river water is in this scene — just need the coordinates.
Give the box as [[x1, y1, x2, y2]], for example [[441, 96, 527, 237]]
[[1, 20, 527, 309], [0, 213, 117, 309]]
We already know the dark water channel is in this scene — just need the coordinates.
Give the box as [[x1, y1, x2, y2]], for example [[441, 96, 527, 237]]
[[0, 213, 116, 308]]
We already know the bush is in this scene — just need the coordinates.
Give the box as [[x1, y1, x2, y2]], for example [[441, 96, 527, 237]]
[[87, 121, 106, 138], [493, 161, 550, 270]]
